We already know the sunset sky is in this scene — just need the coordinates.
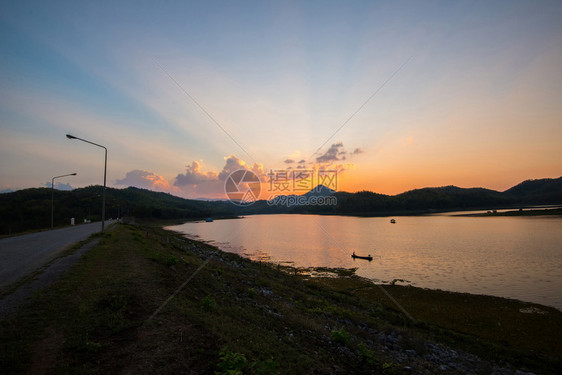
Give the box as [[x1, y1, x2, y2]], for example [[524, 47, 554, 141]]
[[1, 1, 561, 199]]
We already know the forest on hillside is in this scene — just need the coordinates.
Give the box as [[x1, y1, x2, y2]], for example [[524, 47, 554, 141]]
[[1, 177, 560, 235]]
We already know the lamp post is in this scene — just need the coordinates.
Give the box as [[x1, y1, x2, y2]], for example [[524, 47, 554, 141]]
[[66, 134, 107, 233], [51, 173, 77, 229]]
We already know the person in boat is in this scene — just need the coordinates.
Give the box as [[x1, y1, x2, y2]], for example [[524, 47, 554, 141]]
[[352, 251, 356, 256]]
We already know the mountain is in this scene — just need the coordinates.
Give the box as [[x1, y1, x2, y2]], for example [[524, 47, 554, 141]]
[[303, 184, 336, 198], [504, 177, 562, 204], [394, 185, 509, 210], [296, 178, 562, 216], [0, 186, 239, 235], [1, 178, 561, 235]]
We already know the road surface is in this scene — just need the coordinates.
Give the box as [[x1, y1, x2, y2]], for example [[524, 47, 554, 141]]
[[0, 221, 116, 288]]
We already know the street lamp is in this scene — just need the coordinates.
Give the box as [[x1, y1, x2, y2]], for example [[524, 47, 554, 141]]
[[66, 134, 107, 233], [51, 173, 77, 229]]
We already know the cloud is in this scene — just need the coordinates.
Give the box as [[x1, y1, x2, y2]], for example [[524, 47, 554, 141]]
[[332, 163, 356, 173], [218, 155, 247, 181], [174, 161, 218, 186], [298, 159, 306, 164], [315, 142, 364, 166], [45, 181, 74, 191], [352, 148, 364, 154], [309, 142, 365, 178], [172, 155, 267, 199], [284, 159, 294, 164], [251, 162, 266, 179], [115, 170, 171, 191], [316, 142, 344, 164]]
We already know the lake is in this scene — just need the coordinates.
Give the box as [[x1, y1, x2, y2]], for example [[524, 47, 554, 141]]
[[166, 213, 562, 310]]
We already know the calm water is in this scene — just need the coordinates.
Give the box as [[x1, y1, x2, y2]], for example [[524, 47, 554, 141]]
[[167, 213, 562, 310]]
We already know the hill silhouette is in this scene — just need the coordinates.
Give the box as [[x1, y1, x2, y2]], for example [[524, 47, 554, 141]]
[[303, 184, 336, 197], [0, 186, 237, 235], [1, 177, 560, 235], [503, 177, 562, 204], [291, 178, 561, 215]]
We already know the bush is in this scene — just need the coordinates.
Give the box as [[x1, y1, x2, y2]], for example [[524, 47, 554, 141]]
[[215, 348, 247, 375], [201, 295, 216, 312], [358, 342, 377, 365], [166, 255, 178, 266], [330, 328, 351, 346]]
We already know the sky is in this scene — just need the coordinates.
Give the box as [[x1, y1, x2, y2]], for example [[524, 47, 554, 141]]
[[1, 0, 561, 199]]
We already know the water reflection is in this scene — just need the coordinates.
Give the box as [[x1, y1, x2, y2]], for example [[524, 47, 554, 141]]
[[167, 213, 562, 310]]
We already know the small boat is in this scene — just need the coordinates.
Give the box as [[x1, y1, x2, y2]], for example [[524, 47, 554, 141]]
[[205, 218, 214, 222], [390, 219, 396, 223], [351, 253, 373, 261]]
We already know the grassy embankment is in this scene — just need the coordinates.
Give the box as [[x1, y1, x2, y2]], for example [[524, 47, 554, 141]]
[[1, 223, 560, 374]]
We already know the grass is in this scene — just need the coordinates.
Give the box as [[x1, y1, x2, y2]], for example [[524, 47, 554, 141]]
[[310, 275, 562, 370], [1, 223, 560, 374]]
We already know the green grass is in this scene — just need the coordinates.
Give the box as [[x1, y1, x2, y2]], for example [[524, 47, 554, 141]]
[[1, 224, 560, 374], [310, 276, 562, 370]]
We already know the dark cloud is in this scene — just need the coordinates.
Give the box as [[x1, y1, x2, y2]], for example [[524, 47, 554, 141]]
[[174, 162, 218, 186], [284, 159, 294, 164], [316, 142, 344, 164], [315, 142, 364, 165], [298, 159, 306, 164]]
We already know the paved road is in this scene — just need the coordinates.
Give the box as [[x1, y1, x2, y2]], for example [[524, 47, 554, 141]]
[[0, 237, 101, 318], [0, 221, 116, 288]]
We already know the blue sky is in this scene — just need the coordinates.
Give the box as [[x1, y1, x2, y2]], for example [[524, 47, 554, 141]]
[[1, 1, 561, 197]]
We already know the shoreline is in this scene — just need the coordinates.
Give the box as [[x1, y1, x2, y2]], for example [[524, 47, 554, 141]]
[[166, 220, 562, 313], [454, 207, 562, 217], [279, 265, 562, 313]]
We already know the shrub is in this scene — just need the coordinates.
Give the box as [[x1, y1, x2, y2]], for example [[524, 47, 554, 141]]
[[201, 295, 216, 312], [330, 328, 351, 346], [358, 342, 377, 365], [166, 255, 178, 266], [215, 348, 247, 375]]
